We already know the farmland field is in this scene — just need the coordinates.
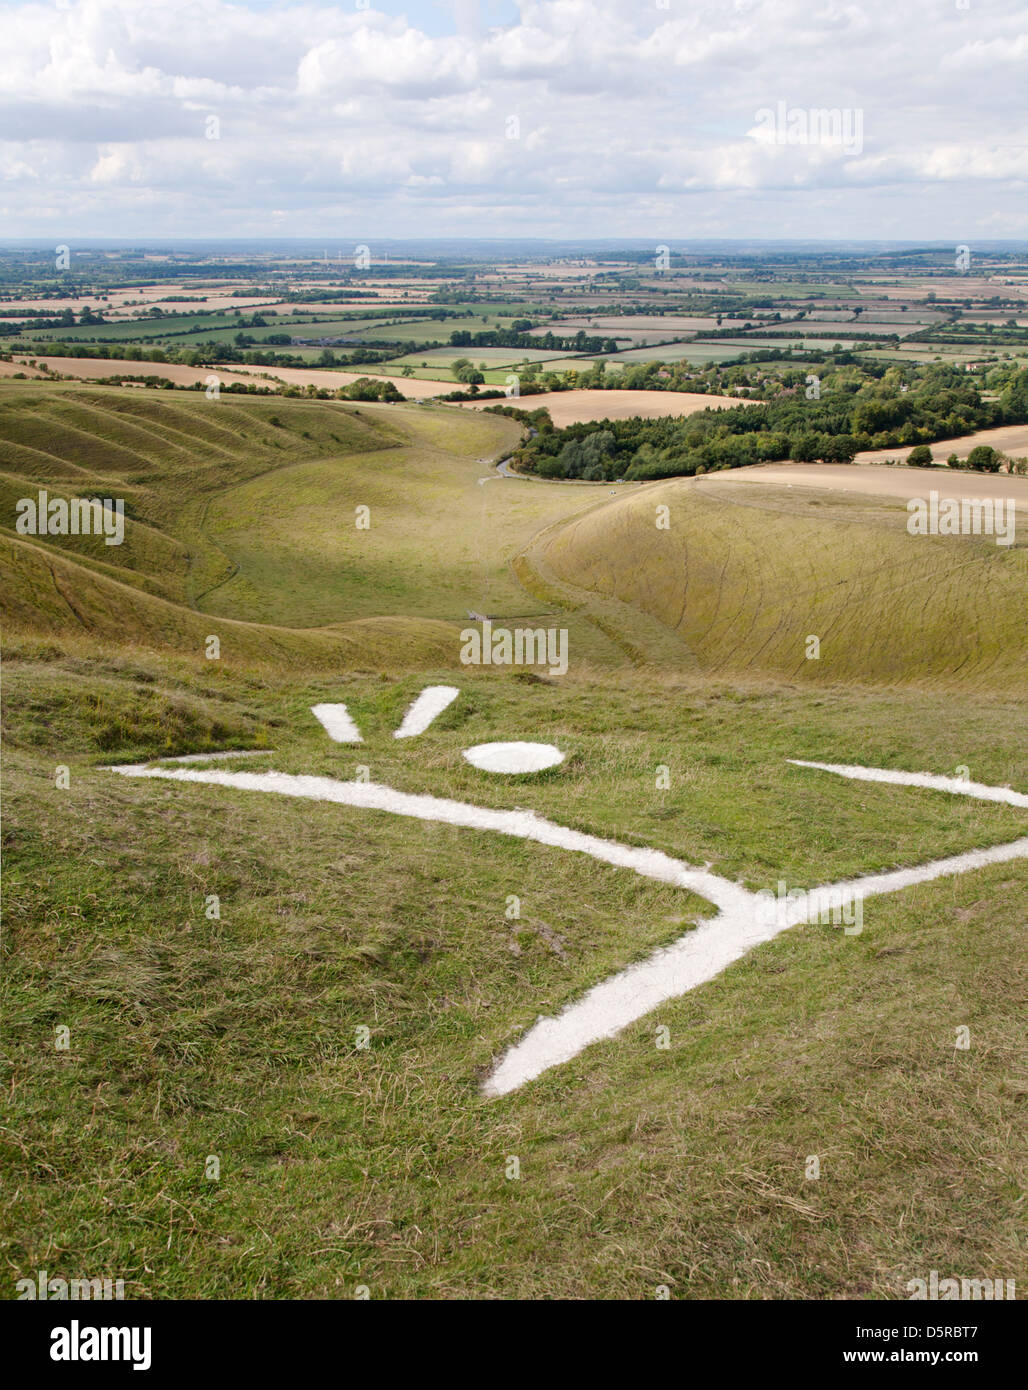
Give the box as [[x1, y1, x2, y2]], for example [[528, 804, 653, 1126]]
[[708, 460, 1028, 511], [7, 355, 450, 398], [387, 346, 564, 368], [460, 388, 755, 425]]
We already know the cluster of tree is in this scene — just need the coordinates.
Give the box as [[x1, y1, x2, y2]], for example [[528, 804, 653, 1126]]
[[437, 386, 508, 402], [7, 304, 438, 346], [1, 304, 109, 332], [83, 374, 173, 389], [83, 376, 408, 402], [237, 287, 382, 302], [227, 337, 392, 368], [12, 339, 393, 371], [499, 347, 843, 400], [482, 403, 554, 431], [510, 364, 1028, 482], [253, 378, 404, 402], [330, 377, 404, 402], [906, 443, 1028, 475], [911, 326, 1028, 347], [0, 307, 76, 319], [535, 429, 618, 480], [449, 357, 486, 386]]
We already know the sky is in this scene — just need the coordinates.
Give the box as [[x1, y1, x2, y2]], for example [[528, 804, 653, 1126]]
[[0, 0, 1025, 241]]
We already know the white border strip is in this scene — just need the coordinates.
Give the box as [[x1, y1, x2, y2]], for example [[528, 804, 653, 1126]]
[[789, 760, 1028, 808]]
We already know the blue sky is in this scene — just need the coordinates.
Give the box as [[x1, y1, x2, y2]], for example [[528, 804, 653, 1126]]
[[0, 0, 1025, 240]]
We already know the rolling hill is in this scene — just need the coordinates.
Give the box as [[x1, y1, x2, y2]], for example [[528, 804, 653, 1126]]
[[2, 377, 1026, 1302], [519, 473, 1028, 687]]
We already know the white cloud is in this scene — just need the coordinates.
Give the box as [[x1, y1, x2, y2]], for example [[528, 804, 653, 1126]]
[[0, 0, 1024, 237]]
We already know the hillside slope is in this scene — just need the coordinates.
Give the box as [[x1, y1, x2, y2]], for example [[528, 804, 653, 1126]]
[[0, 381, 639, 670], [523, 474, 1028, 687], [0, 533, 460, 670]]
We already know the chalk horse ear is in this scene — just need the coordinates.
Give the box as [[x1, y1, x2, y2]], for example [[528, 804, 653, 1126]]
[[311, 687, 461, 744]]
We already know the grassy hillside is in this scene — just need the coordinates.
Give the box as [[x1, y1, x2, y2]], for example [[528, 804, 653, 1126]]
[[523, 474, 1028, 688], [0, 382, 637, 669], [2, 651, 1026, 1297], [0, 536, 465, 671], [2, 378, 1025, 1302], [0, 383, 403, 606]]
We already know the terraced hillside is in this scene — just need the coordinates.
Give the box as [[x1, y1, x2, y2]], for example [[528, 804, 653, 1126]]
[[5, 381, 1027, 686], [0, 383, 621, 668], [0, 384, 403, 601]]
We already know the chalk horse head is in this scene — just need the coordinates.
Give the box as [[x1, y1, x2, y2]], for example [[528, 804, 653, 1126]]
[[107, 686, 1028, 1096]]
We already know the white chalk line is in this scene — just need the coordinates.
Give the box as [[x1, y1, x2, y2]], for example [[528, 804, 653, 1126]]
[[103, 763, 745, 912], [484, 833, 1028, 1097], [102, 757, 1027, 1097], [394, 686, 460, 739], [789, 760, 1028, 808]]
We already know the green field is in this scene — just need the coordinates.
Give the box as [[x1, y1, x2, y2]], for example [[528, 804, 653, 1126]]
[[356, 316, 525, 344], [605, 342, 755, 365], [388, 347, 564, 368], [4, 646, 1026, 1298], [1, 310, 445, 352]]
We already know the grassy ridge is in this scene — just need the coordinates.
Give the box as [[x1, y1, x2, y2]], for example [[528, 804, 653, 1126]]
[[1, 534, 467, 671], [0, 384, 553, 668], [0, 381, 630, 665]]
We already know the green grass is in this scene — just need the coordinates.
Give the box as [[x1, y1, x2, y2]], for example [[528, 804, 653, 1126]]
[[605, 343, 757, 365], [355, 316, 525, 343], [2, 376, 1026, 1301], [0, 382, 404, 607], [0, 383, 629, 670], [2, 652, 1025, 1298]]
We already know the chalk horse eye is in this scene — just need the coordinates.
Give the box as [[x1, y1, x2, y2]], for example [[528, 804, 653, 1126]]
[[463, 742, 564, 774]]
